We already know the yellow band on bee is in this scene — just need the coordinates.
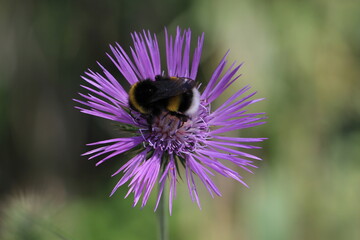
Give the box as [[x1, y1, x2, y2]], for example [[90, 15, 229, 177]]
[[167, 95, 181, 112], [129, 83, 149, 114]]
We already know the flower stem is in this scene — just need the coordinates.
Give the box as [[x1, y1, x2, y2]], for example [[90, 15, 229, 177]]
[[157, 185, 168, 240]]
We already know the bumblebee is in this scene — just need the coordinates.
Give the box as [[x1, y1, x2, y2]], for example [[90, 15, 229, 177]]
[[128, 75, 200, 123]]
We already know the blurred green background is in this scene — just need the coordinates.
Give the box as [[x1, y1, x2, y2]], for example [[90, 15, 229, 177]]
[[1, 0, 360, 239]]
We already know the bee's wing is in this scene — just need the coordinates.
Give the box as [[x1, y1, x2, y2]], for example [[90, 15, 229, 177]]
[[149, 78, 196, 102]]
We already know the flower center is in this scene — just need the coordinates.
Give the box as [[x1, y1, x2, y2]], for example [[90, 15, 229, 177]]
[[143, 109, 209, 155]]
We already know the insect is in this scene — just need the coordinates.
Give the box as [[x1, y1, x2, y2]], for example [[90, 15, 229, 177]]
[[128, 75, 200, 124]]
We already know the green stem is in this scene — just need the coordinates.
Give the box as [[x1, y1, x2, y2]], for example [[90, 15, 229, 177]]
[[157, 185, 168, 240]]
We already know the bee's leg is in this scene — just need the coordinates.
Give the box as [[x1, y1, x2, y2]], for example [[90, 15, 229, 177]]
[[162, 111, 171, 120], [169, 112, 189, 127], [178, 114, 189, 123]]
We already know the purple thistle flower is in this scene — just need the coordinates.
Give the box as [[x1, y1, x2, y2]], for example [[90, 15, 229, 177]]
[[75, 27, 266, 214]]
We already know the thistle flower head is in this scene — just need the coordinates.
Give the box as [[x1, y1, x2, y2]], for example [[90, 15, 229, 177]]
[[75, 27, 266, 214]]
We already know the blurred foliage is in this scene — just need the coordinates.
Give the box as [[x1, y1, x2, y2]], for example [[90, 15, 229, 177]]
[[1, 0, 360, 240]]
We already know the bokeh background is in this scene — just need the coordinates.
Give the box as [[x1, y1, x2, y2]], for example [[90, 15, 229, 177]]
[[1, 0, 360, 239]]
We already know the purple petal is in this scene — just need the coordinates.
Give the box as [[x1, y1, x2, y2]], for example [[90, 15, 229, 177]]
[[187, 154, 221, 198], [165, 27, 204, 79]]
